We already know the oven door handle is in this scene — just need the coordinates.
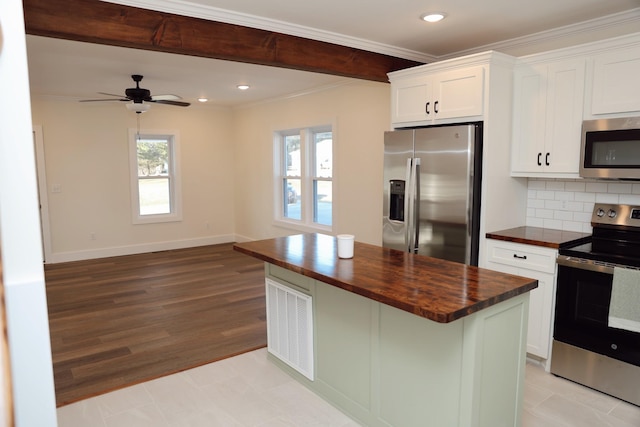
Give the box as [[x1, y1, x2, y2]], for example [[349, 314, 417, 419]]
[[556, 255, 614, 275]]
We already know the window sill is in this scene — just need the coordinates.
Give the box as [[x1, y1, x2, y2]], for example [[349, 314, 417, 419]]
[[273, 219, 332, 235]]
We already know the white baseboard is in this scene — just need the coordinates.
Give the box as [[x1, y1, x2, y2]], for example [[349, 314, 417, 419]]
[[46, 234, 238, 264]]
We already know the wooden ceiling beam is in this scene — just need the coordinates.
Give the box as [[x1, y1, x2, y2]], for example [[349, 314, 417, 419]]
[[22, 0, 423, 82]]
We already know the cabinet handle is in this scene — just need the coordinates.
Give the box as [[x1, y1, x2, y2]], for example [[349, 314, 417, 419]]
[[537, 153, 542, 166], [434, 100, 439, 114], [425, 102, 430, 115], [513, 254, 527, 260], [545, 152, 550, 166]]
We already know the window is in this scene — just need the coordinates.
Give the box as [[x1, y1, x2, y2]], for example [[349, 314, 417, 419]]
[[276, 126, 333, 231], [129, 129, 182, 224]]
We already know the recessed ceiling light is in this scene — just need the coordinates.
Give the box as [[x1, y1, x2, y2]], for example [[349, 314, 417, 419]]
[[420, 12, 446, 23], [197, 97, 208, 103], [237, 84, 250, 90]]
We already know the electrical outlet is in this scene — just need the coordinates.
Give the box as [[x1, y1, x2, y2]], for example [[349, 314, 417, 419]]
[[52, 184, 62, 193], [90, 232, 96, 240]]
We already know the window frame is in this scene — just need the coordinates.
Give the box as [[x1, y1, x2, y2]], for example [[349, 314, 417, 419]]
[[128, 129, 182, 225], [274, 125, 334, 233]]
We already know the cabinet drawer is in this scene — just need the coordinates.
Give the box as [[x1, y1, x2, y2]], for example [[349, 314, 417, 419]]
[[486, 240, 556, 274]]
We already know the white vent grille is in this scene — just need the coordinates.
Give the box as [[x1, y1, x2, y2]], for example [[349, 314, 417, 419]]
[[265, 278, 314, 380]]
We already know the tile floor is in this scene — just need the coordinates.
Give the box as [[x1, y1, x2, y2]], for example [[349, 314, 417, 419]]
[[57, 348, 640, 427]]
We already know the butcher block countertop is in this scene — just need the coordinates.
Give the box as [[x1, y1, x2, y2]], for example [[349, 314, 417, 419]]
[[233, 233, 537, 324], [486, 226, 591, 249]]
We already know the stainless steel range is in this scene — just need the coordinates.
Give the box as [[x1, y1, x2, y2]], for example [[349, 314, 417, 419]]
[[553, 203, 640, 406]]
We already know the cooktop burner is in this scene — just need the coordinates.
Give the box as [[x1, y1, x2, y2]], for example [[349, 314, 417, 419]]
[[559, 203, 640, 268]]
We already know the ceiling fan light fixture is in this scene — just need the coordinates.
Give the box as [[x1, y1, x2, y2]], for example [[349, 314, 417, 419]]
[[126, 102, 150, 114], [420, 12, 446, 23]]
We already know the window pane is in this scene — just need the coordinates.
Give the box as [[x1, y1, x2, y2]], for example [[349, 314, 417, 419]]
[[139, 178, 171, 215], [285, 135, 301, 177], [284, 178, 301, 220], [137, 139, 169, 177], [314, 180, 332, 226], [314, 132, 332, 178]]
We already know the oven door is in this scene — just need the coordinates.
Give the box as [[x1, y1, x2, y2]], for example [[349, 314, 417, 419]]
[[555, 257, 640, 367]]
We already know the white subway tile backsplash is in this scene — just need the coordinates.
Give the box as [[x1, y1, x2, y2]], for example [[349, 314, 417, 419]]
[[545, 200, 563, 210], [537, 190, 555, 200], [528, 180, 546, 190], [575, 192, 596, 203], [536, 208, 554, 219], [555, 192, 574, 201], [546, 181, 565, 191], [525, 179, 640, 234], [595, 193, 619, 203], [554, 210, 573, 221], [585, 182, 608, 193], [608, 183, 633, 194], [565, 181, 586, 192]]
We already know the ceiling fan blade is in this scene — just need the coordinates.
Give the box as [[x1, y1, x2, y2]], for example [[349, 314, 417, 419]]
[[152, 94, 182, 101], [151, 100, 191, 107], [79, 98, 128, 102], [97, 92, 127, 98]]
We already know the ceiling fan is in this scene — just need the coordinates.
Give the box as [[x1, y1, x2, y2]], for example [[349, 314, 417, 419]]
[[80, 74, 190, 113]]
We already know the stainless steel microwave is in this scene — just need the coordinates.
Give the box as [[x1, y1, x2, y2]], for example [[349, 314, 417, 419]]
[[580, 116, 640, 179]]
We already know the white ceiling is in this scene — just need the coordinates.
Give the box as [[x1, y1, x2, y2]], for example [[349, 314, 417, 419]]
[[26, 0, 640, 108]]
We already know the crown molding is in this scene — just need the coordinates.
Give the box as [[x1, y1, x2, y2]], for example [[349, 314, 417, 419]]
[[101, 0, 639, 63], [440, 7, 640, 59]]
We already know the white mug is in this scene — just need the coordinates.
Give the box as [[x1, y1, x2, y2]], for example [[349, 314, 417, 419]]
[[337, 234, 355, 258]]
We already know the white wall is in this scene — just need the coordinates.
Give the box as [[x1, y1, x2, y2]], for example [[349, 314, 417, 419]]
[[526, 178, 640, 233], [0, 1, 58, 425], [233, 80, 390, 245], [31, 99, 237, 262]]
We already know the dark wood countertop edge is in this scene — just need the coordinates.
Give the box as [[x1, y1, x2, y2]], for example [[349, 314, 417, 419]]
[[234, 244, 538, 323], [485, 233, 561, 249]]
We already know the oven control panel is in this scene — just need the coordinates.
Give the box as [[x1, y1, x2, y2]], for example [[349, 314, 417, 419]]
[[591, 204, 640, 226]]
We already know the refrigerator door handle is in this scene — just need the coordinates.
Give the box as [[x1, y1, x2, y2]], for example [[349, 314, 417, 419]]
[[404, 158, 412, 251], [412, 159, 421, 253]]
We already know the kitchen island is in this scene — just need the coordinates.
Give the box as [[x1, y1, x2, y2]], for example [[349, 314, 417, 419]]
[[234, 233, 538, 427]]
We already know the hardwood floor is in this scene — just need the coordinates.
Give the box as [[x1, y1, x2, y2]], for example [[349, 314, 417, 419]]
[[44, 243, 267, 407]]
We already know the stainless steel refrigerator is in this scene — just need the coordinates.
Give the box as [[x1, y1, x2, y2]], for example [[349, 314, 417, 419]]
[[383, 123, 482, 265]]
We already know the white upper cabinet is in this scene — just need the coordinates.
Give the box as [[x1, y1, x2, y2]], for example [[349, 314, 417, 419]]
[[391, 66, 484, 126], [511, 59, 585, 178], [588, 47, 640, 116]]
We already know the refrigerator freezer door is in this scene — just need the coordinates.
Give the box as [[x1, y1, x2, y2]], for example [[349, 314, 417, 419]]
[[383, 130, 414, 252], [413, 125, 475, 263]]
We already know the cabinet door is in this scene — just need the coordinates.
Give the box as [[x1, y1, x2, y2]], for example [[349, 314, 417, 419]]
[[433, 66, 484, 120], [511, 60, 585, 176], [591, 48, 640, 115], [520, 268, 555, 358], [485, 240, 557, 360], [543, 60, 585, 174], [511, 65, 547, 174], [391, 76, 431, 124]]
